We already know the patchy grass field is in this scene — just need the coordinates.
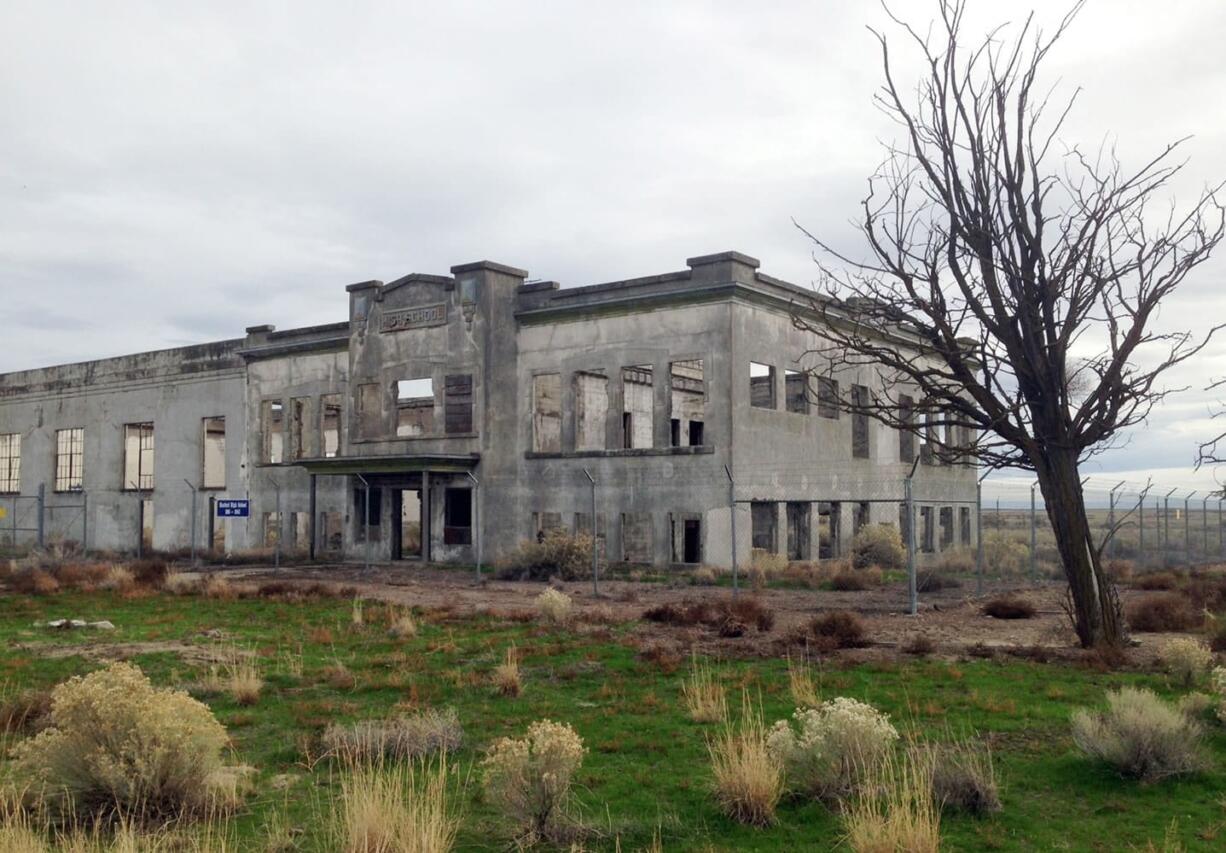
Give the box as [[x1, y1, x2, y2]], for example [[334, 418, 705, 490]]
[[2, 584, 1225, 850]]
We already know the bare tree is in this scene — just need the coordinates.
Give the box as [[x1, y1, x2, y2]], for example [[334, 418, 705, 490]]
[[794, 1, 1223, 648], [1198, 378, 1226, 468]]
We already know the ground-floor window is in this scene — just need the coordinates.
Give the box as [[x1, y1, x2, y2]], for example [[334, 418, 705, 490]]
[[353, 487, 382, 541], [621, 512, 653, 562], [444, 487, 472, 545], [532, 512, 563, 542], [818, 501, 841, 558], [292, 511, 310, 552], [959, 506, 972, 546], [786, 502, 810, 560], [920, 506, 934, 553], [750, 502, 776, 552], [320, 512, 343, 553], [669, 513, 702, 564], [939, 506, 954, 549]]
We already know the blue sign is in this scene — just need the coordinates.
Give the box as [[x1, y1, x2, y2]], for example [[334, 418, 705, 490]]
[[216, 499, 250, 518]]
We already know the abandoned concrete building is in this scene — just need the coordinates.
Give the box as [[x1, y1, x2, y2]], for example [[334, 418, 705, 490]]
[[0, 251, 979, 568]]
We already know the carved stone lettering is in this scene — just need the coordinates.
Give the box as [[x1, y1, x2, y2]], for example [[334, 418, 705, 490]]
[[380, 303, 448, 333]]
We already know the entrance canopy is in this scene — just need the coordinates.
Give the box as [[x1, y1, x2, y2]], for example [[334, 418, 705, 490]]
[[294, 453, 479, 476]]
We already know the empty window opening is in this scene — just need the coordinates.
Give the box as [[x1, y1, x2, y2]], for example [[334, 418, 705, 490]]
[[574, 371, 609, 451], [853, 501, 871, 536], [818, 501, 841, 559], [749, 362, 775, 409], [320, 512, 343, 553], [54, 428, 84, 492], [532, 373, 562, 453], [670, 513, 703, 564], [123, 423, 155, 490], [622, 365, 654, 449], [262, 401, 284, 464], [0, 434, 19, 494], [399, 489, 422, 556], [921, 410, 938, 465], [444, 374, 474, 435], [532, 511, 564, 542], [750, 502, 776, 552], [321, 395, 342, 458], [851, 385, 871, 459], [941, 415, 955, 466], [292, 511, 310, 553], [289, 397, 309, 460], [920, 506, 935, 553], [575, 513, 607, 559], [959, 506, 972, 546], [263, 512, 281, 548], [817, 377, 840, 418], [621, 512, 654, 563], [785, 370, 809, 414], [354, 486, 382, 541], [939, 506, 954, 549], [357, 383, 382, 439], [899, 395, 915, 464], [396, 378, 435, 437], [201, 418, 225, 489], [444, 487, 472, 545], [670, 360, 705, 446], [140, 499, 154, 552], [787, 501, 810, 561]]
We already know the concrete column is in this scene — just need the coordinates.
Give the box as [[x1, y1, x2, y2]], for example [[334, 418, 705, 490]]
[[560, 371, 577, 452], [773, 501, 786, 557], [653, 356, 671, 450], [607, 362, 625, 450]]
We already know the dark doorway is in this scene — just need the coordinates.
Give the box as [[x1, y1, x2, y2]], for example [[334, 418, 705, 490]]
[[392, 489, 422, 559], [786, 502, 810, 560], [683, 519, 702, 564]]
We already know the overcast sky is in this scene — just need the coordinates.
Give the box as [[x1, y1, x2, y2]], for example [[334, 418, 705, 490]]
[[3, 1, 1225, 495]]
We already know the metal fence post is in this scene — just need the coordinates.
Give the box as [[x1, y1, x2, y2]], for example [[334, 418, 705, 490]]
[[1137, 494, 1144, 563], [36, 483, 45, 549], [1029, 483, 1037, 581], [1164, 488, 1176, 568], [1185, 491, 1196, 565], [905, 467, 917, 615], [81, 490, 88, 554], [975, 475, 985, 596], [725, 465, 738, 598], [1109, 482, 1124, 559], [1203, 496, 1210, 562]]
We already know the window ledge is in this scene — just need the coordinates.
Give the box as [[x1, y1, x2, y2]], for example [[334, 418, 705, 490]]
[[526, 446, 715, 460], [350, 433, 479, 444]]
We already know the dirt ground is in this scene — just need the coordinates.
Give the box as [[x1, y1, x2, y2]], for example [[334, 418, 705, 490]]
[[207, 563, 1195, 667]]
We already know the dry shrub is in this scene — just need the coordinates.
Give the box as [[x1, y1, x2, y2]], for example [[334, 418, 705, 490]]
[[324, 664, 357, 691], [163, 572, 201, 596], [98, 565, 135, 592], [1183, 575, 1226, 614], [351, 598, 365, 627], [982, 594, 1037, 620], [902, 635, 936, 657], [932, 548, 975, 575], [1160, 637, 1213, 688], [681, 654, 727, 724], [1104, 558, 1135, 582], [1071, 687, 1208, 782], [708, 697, 784, 827], [690, 565, 720, 585], [224, 659, 263, 706], [927, 739, 1000, 815], [638, 642, 683, 674], [481, 719, 585, 842], [1210, 617, 1226, 653], [492, 647, 521, 697], [642, 597, 774, 635], [1177, 692, 1214, 720], [851, 524, 905, 571], [330, 757, 457, 853], [201, 575, 235, 601], [766, 698, 899, 800], [750, 549, 789, 584], [915, 571, 960, 592], [129, 558, 168, 588], [1133, 571, 1179, 591], [0, 687, 53, 735], [388, 613, 418, 640], [808, 611, 867, 650], [495, 530, 593, 581], [982, 533, 1030, 576], [322, 708, 463, 762], [843, 750, 940, 853], [830, 567, 883, 592], [1213, 667, 1226, 724], [535, 588, 573, 625], [11, 569, 59, 595], [1126, 593, 1200, 632], [11, 662, 234, 818], [787, 653, 820, 707]]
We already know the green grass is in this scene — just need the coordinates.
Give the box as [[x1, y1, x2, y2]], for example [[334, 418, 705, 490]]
[[1, 589, 1225, 850]]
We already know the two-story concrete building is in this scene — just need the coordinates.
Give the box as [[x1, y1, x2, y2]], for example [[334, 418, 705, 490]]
[[0, 251, 978, 567]]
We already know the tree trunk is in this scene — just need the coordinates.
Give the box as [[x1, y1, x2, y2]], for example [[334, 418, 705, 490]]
[[1034, 448, 1123, 648]]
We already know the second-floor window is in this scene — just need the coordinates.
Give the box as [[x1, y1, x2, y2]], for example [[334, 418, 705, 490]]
[[321, 394, 342, 457], [0, 433, 21, 494], [202, 417, 225, 488], [851, 385, 871, 459], [899, 395, 915, 463], [55, 428, 84, 492], [396, 378, 434, 436]]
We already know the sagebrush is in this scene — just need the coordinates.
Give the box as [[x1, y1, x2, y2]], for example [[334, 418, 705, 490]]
[[1071, 687, 1207, 782], [481, 719, 585, 841]]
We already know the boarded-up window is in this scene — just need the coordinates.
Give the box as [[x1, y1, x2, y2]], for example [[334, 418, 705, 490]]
[[289, 397, 309, 460], [899, 395, 915, 464], [321, 395, 342, 457], [787, 502, 810, 560], [939, 506, 954, 549], [532, 373, 562, 452], [621, 512, 653, 563], [396, 378, 434, 436], [670, 513, 703, 564], [292, 511, 310, 552], [357, 384, 382, 440], [444, 374, 474, 434], [622, 365, 654, 449], [574, 371, 608, 451], [202, 417, 225, 488], [123, 423, 155, 490], [263, 512, 281, 547], [55, 428, 84, 492], [575, 512, 607, 559], [750, 502, 776, 552], [959, 506, 972, 546], [851, 385, 870, 459], [320, 511, 343, 552], [749, 362, 775, 409], [444, 487, 472, 545], [670, 360, 705, 447], [532, 511, 563, 541], [0, 434, 19, 494], [785, 370, 809, 413], [262, 401, 284, 463], [817, 377, 840, 418]]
